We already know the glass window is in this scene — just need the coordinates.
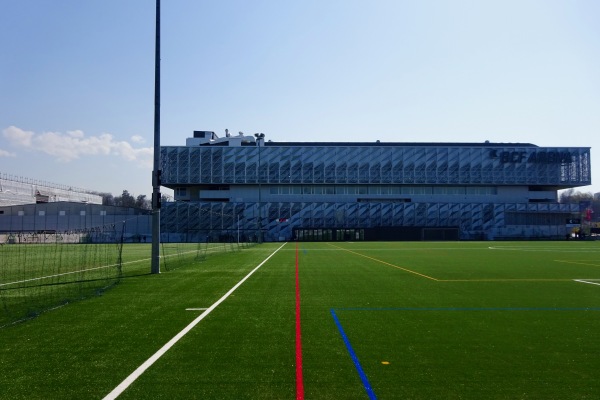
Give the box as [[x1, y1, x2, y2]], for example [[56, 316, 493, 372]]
[[412, 186, 432, 194]]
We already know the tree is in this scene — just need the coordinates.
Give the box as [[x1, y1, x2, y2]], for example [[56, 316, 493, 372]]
[[135, 194, 150, 210], [115, 190, 136, 208], [100, 192, 115, 206], [559, 189, 599, 222], [94, 189, 154, 209], [558, 189, 593, 204]]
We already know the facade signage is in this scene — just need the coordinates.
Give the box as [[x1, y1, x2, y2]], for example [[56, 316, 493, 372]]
[[489, 150, 572, 164]]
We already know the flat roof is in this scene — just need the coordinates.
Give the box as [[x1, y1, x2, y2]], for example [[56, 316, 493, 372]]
[[264, 141, 539, 147]]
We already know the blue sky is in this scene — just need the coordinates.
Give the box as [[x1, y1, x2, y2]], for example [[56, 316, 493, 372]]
[[1, 0, 599, 197]]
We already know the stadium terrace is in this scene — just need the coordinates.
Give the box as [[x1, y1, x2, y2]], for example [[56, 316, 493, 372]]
[[159, 130, 591, 242]]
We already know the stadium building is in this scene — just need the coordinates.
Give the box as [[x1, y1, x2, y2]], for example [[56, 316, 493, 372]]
[[0, 173, 102, 206], [0, 174, 150, 243], [159, 130, 591, 242]]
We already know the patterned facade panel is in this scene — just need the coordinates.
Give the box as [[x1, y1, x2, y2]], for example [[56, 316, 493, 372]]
[[482, 204, 494, 230], [494, 204, 505, 228], [167, 148, 179, 184], [448, 203, 461, 226], [471, 204, 483, 230], [222, 203, 234, 228], [404, 203, 416, 226], [448, 148, 460, 184], [198, 205, 211, 230], [312, 203, 324, 227], [268, 203, 279, 221], [392, 203, 405, 226], [335, 160, 348, 184], [403, 148, 415, 184], [460, 204, 472, 230], [470, 149, 482, 184], [438, 204, 449, 226], [175, 202, 189, 231], [426, 203, 439, 226], [357, 204, 370, 226], [161, 145, 590, 186], [190, 148, 201, 183], [414, 150, 427, 184], [280, 203, 291, 220], [188, 204, 200, 230], [200, 148, 212, 183], [392, 148, 404, 183], [279, 147, 292, 184], [368, 203, 381, 226], [162, 199, 580, 242], [346, 203, 358, 226], [380, 203, 393, 227], [162, 203, 177, 232], [177, 148, 190, 184]]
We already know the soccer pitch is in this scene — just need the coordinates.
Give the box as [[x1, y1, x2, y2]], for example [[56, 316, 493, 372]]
[[1, 241, 599, 399]]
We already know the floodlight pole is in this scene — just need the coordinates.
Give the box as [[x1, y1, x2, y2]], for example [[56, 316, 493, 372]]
[[254, 133, 265, 243], [151, 0, 161, 274]]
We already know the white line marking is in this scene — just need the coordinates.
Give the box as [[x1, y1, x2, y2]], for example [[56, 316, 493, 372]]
[[185, 308, 208, 311], [489, 246, 600, 253], [0, 263, 122, 287], [102, 242, 287, 400], [1, 247, 218, 288], [574, 279, 600, 286]]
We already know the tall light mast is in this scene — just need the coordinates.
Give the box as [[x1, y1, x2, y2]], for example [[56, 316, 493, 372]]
[[151, 0, 161, 274]]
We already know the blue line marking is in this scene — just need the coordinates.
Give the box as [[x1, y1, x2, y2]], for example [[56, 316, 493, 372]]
[[335, 306, 600, 312], [329, 306, 600, 398], [330, 308, 377, 400]]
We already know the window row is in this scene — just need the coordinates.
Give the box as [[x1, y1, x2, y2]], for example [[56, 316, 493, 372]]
[[268, 185, 497, 196]]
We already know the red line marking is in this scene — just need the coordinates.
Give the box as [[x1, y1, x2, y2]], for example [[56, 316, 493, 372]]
[[295, 242, 304, 399]]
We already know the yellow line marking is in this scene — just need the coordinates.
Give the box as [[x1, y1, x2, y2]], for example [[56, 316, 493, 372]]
[[555, 260, 600, 267], [327, 243, 439, 281], [440, 278, 573, 282], [324, 245, 599, 283]]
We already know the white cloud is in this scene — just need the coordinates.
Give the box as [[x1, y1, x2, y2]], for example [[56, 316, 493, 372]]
[[0, 148, 15, 157], [3, 125, 33, 147], [2, 126, 152, 167], [131, 135, 146, 143], [67, 130, 85, 138]]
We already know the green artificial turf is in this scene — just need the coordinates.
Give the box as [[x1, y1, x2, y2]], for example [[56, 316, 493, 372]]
[[1, 241, 599, 399]]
